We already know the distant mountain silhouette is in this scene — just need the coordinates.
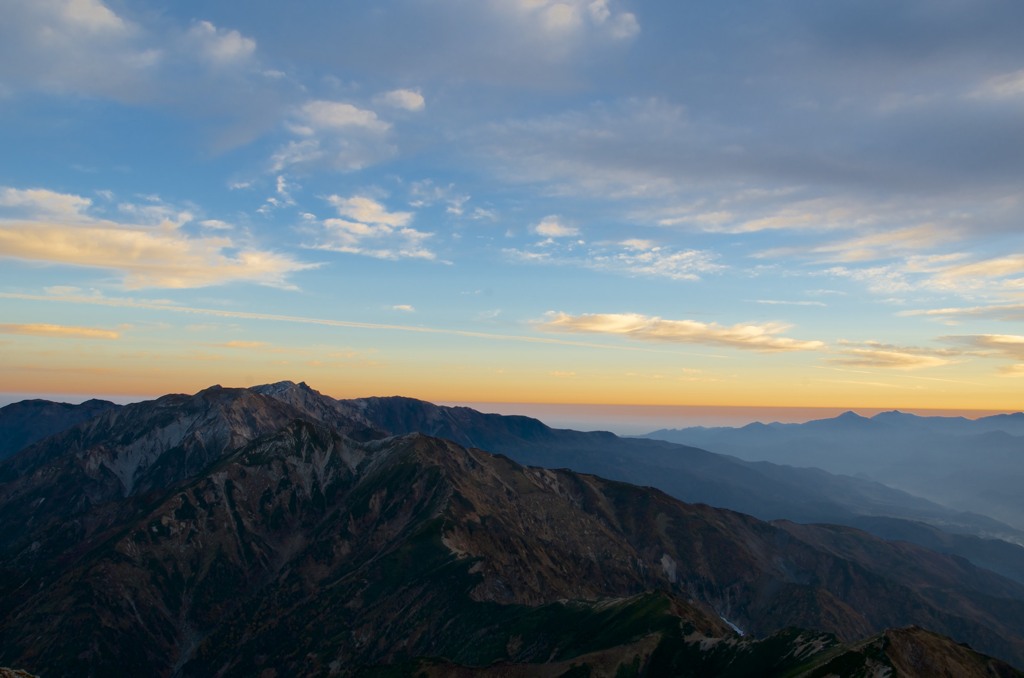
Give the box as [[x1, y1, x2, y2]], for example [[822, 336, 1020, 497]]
[[642, 409, 1024, 534], [0, 398, 119, 461]]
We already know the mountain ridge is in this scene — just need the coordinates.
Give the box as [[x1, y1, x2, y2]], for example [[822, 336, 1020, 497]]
[[3, 383, 1024, 675], [641, 408, 1024, 534]]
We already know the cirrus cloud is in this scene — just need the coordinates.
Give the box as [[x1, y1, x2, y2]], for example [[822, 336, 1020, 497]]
[[944, 333, 1024, 376], [538, 311, 824, 352], [0, 323, 120, 340], [829, 341, 958, 370]]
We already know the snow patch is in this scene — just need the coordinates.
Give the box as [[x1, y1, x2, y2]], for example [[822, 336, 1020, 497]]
[[660, 553, 677, 583], [719, 615, 744, 636]]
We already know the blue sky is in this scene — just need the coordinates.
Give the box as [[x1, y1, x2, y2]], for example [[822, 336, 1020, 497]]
[[1, 0, 1024, 413]]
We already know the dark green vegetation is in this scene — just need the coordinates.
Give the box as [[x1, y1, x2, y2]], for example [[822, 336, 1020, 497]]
[[1, 382, 1023, 676]]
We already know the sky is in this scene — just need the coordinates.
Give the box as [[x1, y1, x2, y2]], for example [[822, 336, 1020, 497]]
[[1, 0, 1024, 419]]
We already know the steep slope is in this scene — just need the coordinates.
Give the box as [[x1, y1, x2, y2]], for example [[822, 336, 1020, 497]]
[[4, 392, 1024, 675], [0, 398, 120, 461], [282, 387, 1024, 580], [324, 393, 987, 527], [0, 385, 310, 620]]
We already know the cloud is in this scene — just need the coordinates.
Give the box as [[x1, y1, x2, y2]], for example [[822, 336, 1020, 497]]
[[901, 303, 1024, 323], [408, 180, 472, 216], [273, 100, 395, 172], [187, 20, 256, 66], [391, 304, 415, 312], [328, 195, 411, 227], [294, 100, 390, 133], [944, 334, 1024, 375], [534, 216, 579, 238], [376, 88, 425, 111], [0, 186, 314, 289], [0, 0, 156, 101], [0, 3, 280, 124], [2, 290, 706, 356], [539, 311, 824, 352], [0, 323, 119, 340], [508, 236, 723, 282], [970, 69, 1024, 100], [829, 341, 957, 370], [827, 247, 1024, 298], [200, 219, 233, 230], [311, 195, 435, 260], [757, 224, 957, 263], [504, 0, 639, 41], [594, 245, 721, 281], [928, 254, 1024, 289], [222, 340, 267, 349], [755, 299, 827, 307]]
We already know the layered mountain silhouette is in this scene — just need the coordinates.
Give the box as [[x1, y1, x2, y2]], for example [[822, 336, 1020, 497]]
[[643, 410, 1024, 534], [1, 383, 1023, 676]]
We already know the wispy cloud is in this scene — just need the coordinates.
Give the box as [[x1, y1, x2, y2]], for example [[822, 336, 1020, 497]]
[[0, 323, 119, 340], [500, 0, 639, 42], [970, 69, 1024, 100], [828, 249, 1024, 297], [273, 100, 395, 172], [901, 303, 1024, 322], [538, 311, 824, 352], [829, 340, 957, 370], [3, 291, 717, 357], [758, 224, 958, 263], [944, 333, 1024, 376], [0, 186, 314, 289], [186, 20, 256, 67], [507, 235, 723, 282], [754, 299, 827, 307], [221, 340, 267, 349], [311, 194, 435, 260]]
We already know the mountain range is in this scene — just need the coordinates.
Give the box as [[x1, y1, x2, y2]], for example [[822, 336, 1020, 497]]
[[642, 410, 1024, 534], [1, 382, 1022, 676]]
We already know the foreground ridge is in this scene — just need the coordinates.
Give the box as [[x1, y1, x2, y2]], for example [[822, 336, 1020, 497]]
[[0, 383, 1021, 676]]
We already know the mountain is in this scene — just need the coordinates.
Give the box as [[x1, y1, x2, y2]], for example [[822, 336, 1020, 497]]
[[2, 384, 1024, 675], [0, 398, 120, 461], [254, 385, 1024, 583], [0, 386, 312, 571], [642, 410, 1024, 533], [330, 392, 1014, 530], [6, 382, 1024, 584]]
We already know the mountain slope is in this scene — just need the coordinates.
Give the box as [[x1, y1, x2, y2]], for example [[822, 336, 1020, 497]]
[[0, 398, 120, 461], [337, 392, 1020, 534], [3, 388, 1024, 674]]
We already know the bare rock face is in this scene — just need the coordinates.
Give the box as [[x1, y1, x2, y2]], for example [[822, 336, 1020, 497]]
[[1, 384, 1024, 677], [0, 668, 39, 678]]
